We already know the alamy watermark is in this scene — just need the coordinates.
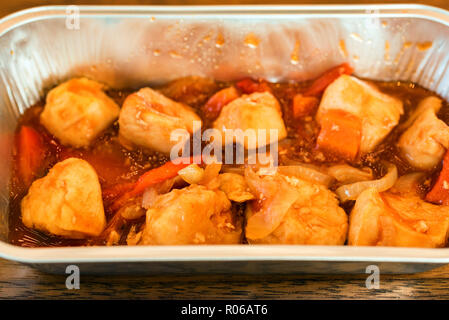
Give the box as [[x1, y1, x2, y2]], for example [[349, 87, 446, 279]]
[[65, 264, 80, 290], [65, 5, 80, 30], [169, 121, 279, 171], [365, 265, 380, 289]]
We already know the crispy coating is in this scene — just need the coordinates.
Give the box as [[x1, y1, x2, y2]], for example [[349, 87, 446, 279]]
[[118, 87, 202, 153], [348, 188, 449, 247], [213, 92, 287, 149], [140, 184, 242, 245], [21, 158, 106, 238], [40, 78, 120, 147], [398, 97, 449, 170]]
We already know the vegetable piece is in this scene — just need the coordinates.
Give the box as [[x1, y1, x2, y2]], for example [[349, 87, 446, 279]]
[[111, 156, 201, 210], [336, 163, 398, 202], [292, 94, 319, 118], [316, 109, 362, 161], [244, 168, 300, 240], [17, 126, 45, 186], [303, 62, 354, 97], [132, 160, 192, 195], [327, 165, 373, 184], [277, 165, 334, 187], [200, 161, 222, 186], [391, 172, 425, 196], [119, 201, 146, 220], [203, 86, 239, 121], [142, 178, 176, 209], [236, 78, 271, 94], [426, 150, 449, 205], [178, 164, 205, 185]]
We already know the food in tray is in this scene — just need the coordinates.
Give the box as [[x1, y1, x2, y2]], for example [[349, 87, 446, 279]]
[[40, 78, 120, 148], [8, 63, 449, 248]]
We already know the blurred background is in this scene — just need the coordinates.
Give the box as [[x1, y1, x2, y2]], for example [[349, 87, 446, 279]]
[[1, 1, 448, 19]]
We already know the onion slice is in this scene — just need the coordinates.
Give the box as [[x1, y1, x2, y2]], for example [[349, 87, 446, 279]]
[[390, 172, 425, 196], [277, 165, 334, 187], [336, 163, 398, 202], [327, 164, 373, 184]]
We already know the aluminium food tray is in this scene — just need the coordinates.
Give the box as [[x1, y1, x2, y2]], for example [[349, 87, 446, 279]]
[[1, 4, 449, 274]]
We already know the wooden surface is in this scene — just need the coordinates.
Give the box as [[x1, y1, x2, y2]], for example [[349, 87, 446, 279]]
[[2, 258, 449, 299], [2, 0, 449, 300]]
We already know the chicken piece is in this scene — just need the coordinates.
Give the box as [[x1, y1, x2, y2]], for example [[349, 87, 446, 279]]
[[317, 75, 403, 154], [398, 97, 449, 170], [140, 184, 242, 245], [40, 78, 120, 148], [348, 188, 449, 247], [213, 92, 287, 149], [118, 87, 202, 153], [244, 169, 348, 245], [21, 158, 106, 238]]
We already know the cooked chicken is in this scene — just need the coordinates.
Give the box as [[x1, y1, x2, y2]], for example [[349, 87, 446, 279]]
[[118, 87, 202, 153], [348, 187, 449, 247], [40, 78, 120, 148], [317, 75, 403, 154], [244, 169, 348, 245], [21, 158, 106, 238], [398, 97, 449, 170], [140, 184, 242, 245], [213, 92, 287, 149]]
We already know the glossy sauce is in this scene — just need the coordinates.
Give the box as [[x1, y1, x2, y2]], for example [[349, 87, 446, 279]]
[[8, 77, 447, 247]]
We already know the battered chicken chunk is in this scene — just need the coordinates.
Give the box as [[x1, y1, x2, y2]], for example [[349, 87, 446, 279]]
[[317, 75, 403, 155], [21, 158, 106, 238], [398, 97, 449, 170], [213, 92, 287, 149], [40, 78, 120, 148], [244, 169, 348, 245], [140, 184, 242, 245], [348, 187, 449, 247], [118, 87, 202, 154]]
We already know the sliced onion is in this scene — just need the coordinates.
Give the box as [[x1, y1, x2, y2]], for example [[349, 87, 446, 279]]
[[200, 161, 222, 185], [277, 165, 334, 187], [327, 164, 373, 184], [119, 202, 146, 220], [390, 172, 425, 196], [178, 164, 205, 185], [336, 163, 397, 202], [142, 187, 159, 209], [244, 168, 300, 240], [142, 178, 175, 209]]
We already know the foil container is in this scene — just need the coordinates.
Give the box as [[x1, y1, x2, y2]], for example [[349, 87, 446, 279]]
[[1, 4, 449, 274]]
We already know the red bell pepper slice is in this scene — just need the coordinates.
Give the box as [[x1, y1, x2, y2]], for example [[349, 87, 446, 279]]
[[17, 126, 45, 186], [236, 78, 271, 94], [303, 63, 354, 97], [316, 109, 362, 161], [292, 94, 319, 118], [110, 155, 202, 211], [426, 150, 449, 205], [203, 86, 239, 121]]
